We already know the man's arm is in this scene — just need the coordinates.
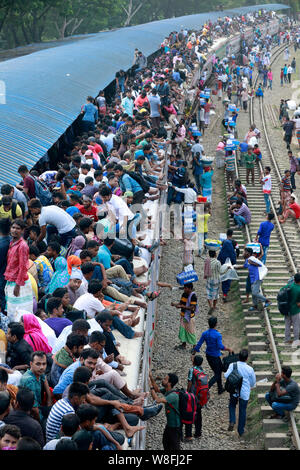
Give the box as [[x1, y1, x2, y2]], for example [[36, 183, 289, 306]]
[[37, 225, 47, 244], [149, 372, 167, 404]]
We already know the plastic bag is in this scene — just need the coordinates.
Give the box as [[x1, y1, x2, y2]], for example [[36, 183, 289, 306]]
[[220, 257, 239, 282]]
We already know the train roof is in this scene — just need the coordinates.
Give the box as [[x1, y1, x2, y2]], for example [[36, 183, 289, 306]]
[[0, 3, 289, 185]]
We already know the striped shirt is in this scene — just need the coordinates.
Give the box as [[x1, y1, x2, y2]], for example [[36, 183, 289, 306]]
[[234, 203, 251, 224], [46, 398, 74, 442], [225, 154, 235, 172]]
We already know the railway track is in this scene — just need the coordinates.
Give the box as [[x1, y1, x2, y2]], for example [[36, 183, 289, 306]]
[[227, 41, 300, 450]]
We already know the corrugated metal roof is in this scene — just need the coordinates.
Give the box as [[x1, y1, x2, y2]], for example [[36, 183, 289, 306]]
[[0, 3, 289, 186]]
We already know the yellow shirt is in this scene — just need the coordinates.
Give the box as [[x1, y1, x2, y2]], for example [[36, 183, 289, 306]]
[[0, 203, 22, 219], [197, 213, 210, 233]]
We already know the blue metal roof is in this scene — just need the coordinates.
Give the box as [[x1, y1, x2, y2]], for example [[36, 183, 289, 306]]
[[0, 3, 289, 186]]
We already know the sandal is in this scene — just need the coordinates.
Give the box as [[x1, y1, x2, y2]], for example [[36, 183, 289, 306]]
[[147, 291, 161, 301]]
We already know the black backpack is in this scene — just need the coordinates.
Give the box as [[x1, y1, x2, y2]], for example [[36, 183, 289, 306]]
[[225, 363, 243, 395], [126, 171, 150, 194], [277, 280, 294, 316]]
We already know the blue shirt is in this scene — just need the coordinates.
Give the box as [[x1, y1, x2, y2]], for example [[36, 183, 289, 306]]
[[119, 173, 142, 194], [257, 221, 274, 247], [194, 328, 225, 357], [96, 245, 112, 270], [53, 361, 81, 395], [82, 103, 98, 123], [244, 259, 260, 284]]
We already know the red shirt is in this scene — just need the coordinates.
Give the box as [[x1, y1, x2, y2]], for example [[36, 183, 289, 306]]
[[289, 203, 300, 218], [4, 238, 29, 286], [23, 175, 36, 199], [78, 205, 98, 222]]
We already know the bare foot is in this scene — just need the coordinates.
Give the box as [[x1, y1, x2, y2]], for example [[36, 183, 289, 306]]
[[125, 425, 146, 438], [242, 299, 249, 304], [133, 331, 144, 338], [131, 317, 140, 327], [118, 356, 131, 365], [133, 396, 145, 406]]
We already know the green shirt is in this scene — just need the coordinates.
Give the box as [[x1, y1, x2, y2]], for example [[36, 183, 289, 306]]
[[160, 388, 181, 428], [244, 153, 256, 169], [55, 347, 75, 368], [289, 283, 300, 315], [19, 369, 45, 411]]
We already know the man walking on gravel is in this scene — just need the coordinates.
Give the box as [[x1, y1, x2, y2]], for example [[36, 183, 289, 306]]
[[192, 316, 233, 395], [225, 349, 256, 437], [149, 372, 181, 450]]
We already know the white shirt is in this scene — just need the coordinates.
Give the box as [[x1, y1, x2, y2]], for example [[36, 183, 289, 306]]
[[73, 293, 105, 319], [224, 361, 256, 400], [191, 143, 204, 155], [174, 187, 197, 204], [43, 436, 72, 451], [106, 194, 134, 226], [39, 206, 76, 234], [78, 171, 95, 184], [262, 174, 272, 192]]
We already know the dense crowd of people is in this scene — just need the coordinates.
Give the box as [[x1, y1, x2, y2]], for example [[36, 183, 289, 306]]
[[0, 6, 299, 453]]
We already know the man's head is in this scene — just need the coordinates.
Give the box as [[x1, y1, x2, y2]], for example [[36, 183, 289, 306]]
[[238, 349, 249, 362], [1, 196, 13, 213], [89, 331, 106, 353], [17, 165, 29, 178], [47, 297, 64, 317], [15, 387, 35, 413], [87, 279, 103, 301], [73, 366, 92, 385], [86, 239, 99, 259], [10, 219, 25, 240], [81, 262, 95, 280], [7, 322, 25, 344], [281, 366, 292, 381], [294, 273, 300, 285], [0, 424, 21, 450], [208, 316, 218, 329], [46, 241, 61, 259], [114, 165, 124, 179], [30, 351, 47, 377], [66, 333, 87, 358], [67, 382, 89, 409], [95, 310, 113, 333], [76, 404, 98, 431], [71, 319, 90, 338], [192, 355, 203, 367], [244, 247, 253, 259], [162, 373, 178, 390], [28, 198, 42, 216], [183, 282, 193, 295], [227, 228, 233, 239], [79, 348, 99, 373], [267, 212, 274, 222], [60, 413, 80, 437]]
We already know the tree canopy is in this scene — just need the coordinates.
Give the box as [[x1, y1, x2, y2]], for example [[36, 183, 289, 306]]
[[0, 0, 283, 49]]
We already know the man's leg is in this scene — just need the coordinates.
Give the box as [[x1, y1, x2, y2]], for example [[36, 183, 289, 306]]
[[106, 265, 130, 281], [251, 280, 267, 306], [292, 313, 300, 341], [261, 246, 269, 265], [229, 395, 238, 427], [237, 398, 248, 436], [285, 315, 292, 343], [103, 286, 131, 303], [162, 426, 181, 451], [264, 193, 270, 214], [194, 404, 202, 437], [206, 355, 223, 393]]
